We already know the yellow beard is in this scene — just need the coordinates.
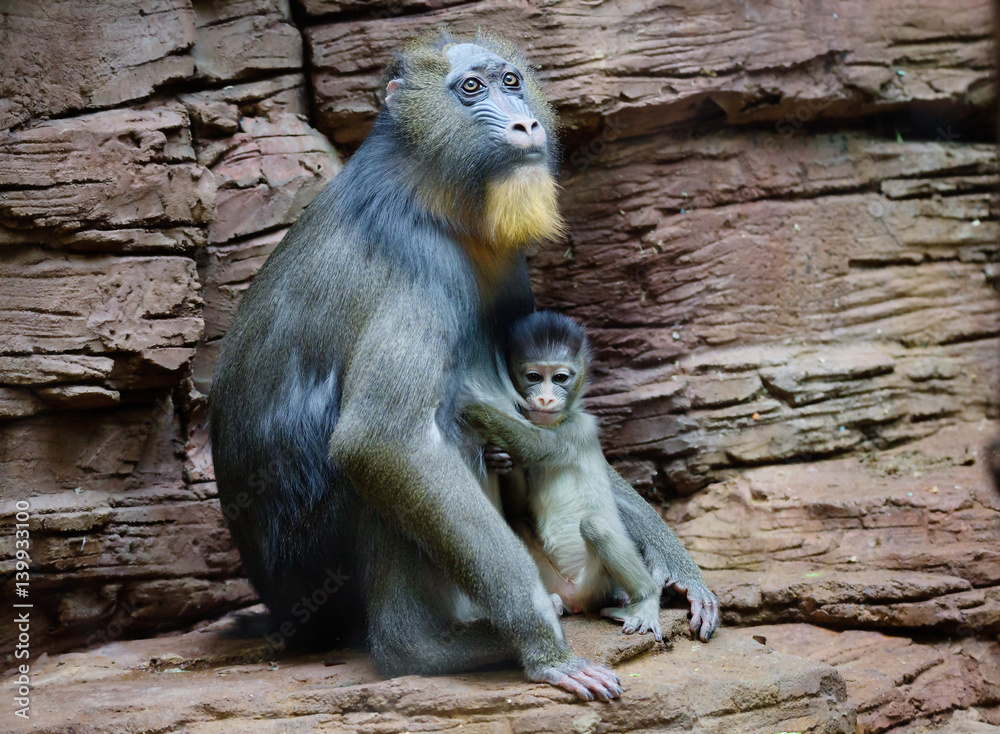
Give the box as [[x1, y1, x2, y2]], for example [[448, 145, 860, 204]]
[[482, 164, 565, 255], [420, 163, 565, 287]]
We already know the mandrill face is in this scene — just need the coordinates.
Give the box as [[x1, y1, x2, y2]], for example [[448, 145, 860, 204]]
[[443, 43, 550, 170], [383, 31, 564, 252]]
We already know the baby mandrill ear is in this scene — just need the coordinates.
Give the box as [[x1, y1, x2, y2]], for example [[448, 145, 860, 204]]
[[385, 79, 402, 109]]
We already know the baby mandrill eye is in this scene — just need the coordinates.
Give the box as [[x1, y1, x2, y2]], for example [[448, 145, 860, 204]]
[[526, 372, 542, 382], [553, 373, 569, 384]]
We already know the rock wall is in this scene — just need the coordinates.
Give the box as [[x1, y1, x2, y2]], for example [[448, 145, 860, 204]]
[[0, 0, 343, 655], [1, 2, 998, 728]]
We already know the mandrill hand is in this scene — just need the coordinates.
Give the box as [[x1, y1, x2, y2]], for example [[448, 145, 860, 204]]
[[526, 656, 623, 702], [652, 565, 720, 642], [484, 444, 513, 474]]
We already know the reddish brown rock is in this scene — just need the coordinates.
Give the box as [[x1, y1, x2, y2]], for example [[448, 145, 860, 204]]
[[299, 0, 467, 19], [2, 609, 855, 734], [192, 0, 302, 82], [34, 385, 121, 409], [665, 422, 1000, 633], [0, 106, 214, 249], [205, 114, 341, 244], [179, 73, 311, 124], [306, 0, 994, 146], [0, 398, 255, 656], [732, 625, 1000, 733], [911, 710, 1000, 733], [0, 387, 46, 419], [539, 132, 998, 491], [0, 355, 115, 386], [0, 0, 196, 131], [0, 250, 203, 405]]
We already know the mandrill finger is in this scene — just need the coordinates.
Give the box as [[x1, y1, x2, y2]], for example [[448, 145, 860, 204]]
[[588, 665, 622, 690], [553, 674, 594, 701], [701, 598, 720, 641], [569, 671, 613, 702], [691, 595, 720, 641], [689, 600, 705, 638], [530, 658, 622, 702], [569, 668, 622, 701], [700, 620, 714, 642]]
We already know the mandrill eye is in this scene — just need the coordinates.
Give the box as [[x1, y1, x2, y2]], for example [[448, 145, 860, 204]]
[[526, 372, 542, 383], [502, 72, 520, 88], [462, 78, 483, 93], [553, 373, 569, 384]]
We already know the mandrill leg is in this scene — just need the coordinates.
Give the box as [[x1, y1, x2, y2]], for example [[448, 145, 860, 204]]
[[361, 513, 512, 676]]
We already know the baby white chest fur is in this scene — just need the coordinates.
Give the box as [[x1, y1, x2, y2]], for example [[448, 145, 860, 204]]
[[528, 451, 612, 582]]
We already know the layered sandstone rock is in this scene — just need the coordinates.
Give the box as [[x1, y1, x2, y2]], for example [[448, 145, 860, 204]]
[[552, 132, 998, 493], [0, 2, 340, 657], [305, 0, 994, 146], [7, 609, 856, 734], [0, 0, 197, 131], [668, 423, 1000, 634], [732, 625, 1000, 733]]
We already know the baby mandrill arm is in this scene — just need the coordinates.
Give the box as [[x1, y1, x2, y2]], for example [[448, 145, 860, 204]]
[[462, 402, 566, 466]]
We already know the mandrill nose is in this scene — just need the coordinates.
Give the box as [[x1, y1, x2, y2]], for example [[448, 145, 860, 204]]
[[506, 116, 546, 150], [537, 396, 555, 408]]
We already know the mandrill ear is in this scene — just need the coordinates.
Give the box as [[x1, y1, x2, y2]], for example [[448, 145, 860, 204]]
[[384, 79, 403, 109]]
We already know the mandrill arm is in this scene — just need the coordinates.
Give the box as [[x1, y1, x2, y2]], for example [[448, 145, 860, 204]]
[[462, 401, 569, 466], [330, 296, 621, 702]]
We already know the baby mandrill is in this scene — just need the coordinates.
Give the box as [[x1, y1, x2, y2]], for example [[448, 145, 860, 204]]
[[463, 311, 663, 640]]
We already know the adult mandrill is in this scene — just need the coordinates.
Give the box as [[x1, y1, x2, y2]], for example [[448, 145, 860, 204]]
[[211, 30, 709, 702]]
